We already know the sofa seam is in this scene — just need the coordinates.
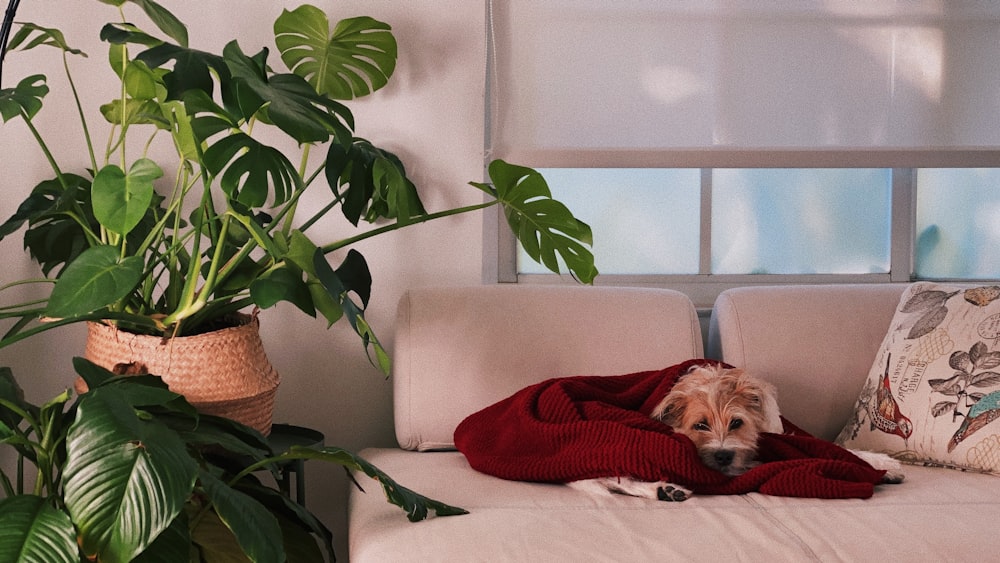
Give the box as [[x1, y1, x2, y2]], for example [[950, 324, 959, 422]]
[[724, 294, 750, 366], [741, 495, 821, 562]]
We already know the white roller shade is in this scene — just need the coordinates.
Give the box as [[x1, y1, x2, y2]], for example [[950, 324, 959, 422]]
[[489, 1, 1000, 166]]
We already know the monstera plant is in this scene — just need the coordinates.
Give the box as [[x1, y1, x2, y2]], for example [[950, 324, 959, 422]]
[[0, 0, 596, 365], [0, 1, 597, 560], [0, 358, 466, 561]]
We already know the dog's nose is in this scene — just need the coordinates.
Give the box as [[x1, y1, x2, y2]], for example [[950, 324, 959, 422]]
[[714, 450, 735, 467]]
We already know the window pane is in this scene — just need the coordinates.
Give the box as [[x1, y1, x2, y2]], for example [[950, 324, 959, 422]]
[[915, 168, 1000, 279], [517, 169, 700, 275], [711, 169, 891, 274]]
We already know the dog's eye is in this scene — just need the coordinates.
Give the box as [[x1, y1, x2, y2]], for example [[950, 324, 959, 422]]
[[694, 420, 710, 431], [729, 419, 744, 430]]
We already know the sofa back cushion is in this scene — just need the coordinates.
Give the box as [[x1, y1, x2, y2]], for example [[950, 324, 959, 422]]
[[393, 285, 703, 451], [708, 284, 907, 441]]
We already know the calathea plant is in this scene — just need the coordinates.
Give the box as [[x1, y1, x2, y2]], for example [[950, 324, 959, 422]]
[[0, 358, 466, 561], [0, 0, 597, 367]]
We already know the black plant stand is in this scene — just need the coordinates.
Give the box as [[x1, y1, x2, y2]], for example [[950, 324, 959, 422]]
[[266, 423, 325, 506]]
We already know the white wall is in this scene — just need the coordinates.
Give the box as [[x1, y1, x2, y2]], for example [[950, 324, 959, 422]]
[[0, 1, 486, 558]]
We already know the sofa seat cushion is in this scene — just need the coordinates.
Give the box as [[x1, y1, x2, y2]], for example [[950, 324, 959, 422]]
[[350, 448, 1000, 562]]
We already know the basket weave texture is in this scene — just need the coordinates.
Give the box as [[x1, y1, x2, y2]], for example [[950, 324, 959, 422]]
[[82, 313, 280, 434]]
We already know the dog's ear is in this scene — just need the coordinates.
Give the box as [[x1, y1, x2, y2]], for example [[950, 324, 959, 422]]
[[651, 391, 686, 426], [736, 376, 783, 433]]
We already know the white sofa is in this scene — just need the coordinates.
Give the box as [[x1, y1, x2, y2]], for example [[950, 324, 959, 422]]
[[349, 284, 1000, 562]]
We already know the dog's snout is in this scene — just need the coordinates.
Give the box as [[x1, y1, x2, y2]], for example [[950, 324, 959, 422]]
[[714, 450, 735, 467]]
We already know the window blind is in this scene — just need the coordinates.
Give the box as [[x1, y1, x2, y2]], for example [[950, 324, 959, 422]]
[[489, 0, 1000, 168]]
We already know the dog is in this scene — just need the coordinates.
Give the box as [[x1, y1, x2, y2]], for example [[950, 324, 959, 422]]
[[569, 364, 904, 501]]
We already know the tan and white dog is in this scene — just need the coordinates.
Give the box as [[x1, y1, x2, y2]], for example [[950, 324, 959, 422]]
[[569, 365, 904, 501]]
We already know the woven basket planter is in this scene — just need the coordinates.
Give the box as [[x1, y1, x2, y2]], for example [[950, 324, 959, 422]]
[[81, 313, 280, 435]]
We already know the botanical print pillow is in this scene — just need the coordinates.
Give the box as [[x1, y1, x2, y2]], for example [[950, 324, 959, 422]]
[[837, 282, 1000, 473]]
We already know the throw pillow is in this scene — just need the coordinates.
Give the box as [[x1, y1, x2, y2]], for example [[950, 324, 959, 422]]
[[836, 282, 1000, 473]]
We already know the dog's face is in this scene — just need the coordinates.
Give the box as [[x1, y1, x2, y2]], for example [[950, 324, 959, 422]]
[[651, 365, 780, 476]]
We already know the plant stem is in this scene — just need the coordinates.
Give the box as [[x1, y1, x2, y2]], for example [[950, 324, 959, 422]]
[[280, 144, 313, 237], [321, 200, 499, 254], [19, 111, 66, 187], [0, 310, 161, 350], [62, 51, 97, 173]]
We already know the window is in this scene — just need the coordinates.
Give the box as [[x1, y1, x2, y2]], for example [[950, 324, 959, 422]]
[[487, 1, 1000, 305]]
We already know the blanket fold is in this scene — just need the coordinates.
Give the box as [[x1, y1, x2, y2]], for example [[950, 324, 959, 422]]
[[454, 359, 886, 499]]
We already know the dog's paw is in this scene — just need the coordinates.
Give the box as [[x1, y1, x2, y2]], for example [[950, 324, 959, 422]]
[[879, 467, 906, 484], [850, 449, 905, 484], [655, 483, 692, 502]]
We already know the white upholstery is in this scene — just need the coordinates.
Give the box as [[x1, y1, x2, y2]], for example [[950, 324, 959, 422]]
[[351, 449, 1000, 562], [349, 284, 1000, 562], [393, 285, 702, 451]]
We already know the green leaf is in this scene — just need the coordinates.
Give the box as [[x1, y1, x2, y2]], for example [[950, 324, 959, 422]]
[[6, 22, 87, 56], [72, 356, 117, 392], [0, 367, 27, 431], [63, 386, 198, 563], [162, 100, 199, 162], [46, 245, 144, 318], [17, 174, 103, 277], [0, 496, 78, 563], [72, 358, 197, 419], [100, 22, 164, 48], [189, 509, 247, 562], [275, 7, 397, 100], [232, 482, 333, 562], [283, 446, 468, 522], [0, 75, 49, 122], [313, 249, 389, 373], [473, 160, 598, 284], [100, 98, 169, 128], [200, 471, 285, 563], [281, 231, 343, 325], [130, 0, 189, 47], [124, 59, 161, 100], [131, 512, 190, 563], [250, 267, 315, 316], [202, 133, 299, 208], [325, 138, 425, 226], [221, 41, 354, 144], [135, 41, 229, 100], [92, 159, 163, 236]]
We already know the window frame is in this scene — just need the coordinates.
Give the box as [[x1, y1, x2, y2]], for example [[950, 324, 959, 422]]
[[486, 149, 1000, 309]]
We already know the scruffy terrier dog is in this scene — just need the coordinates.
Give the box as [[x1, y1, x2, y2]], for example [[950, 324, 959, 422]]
[[569, 364, 904, 502]]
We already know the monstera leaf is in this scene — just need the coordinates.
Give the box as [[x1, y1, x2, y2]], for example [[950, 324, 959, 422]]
[[221, 40, 354, 145], [326, 138, 426, 226], [278, 446, 469, 522], [5, 21, 86, 57], [473, 160, 598, 284], [96, 0, 188, 46], [202, 132, 300, 209], [0, 75, 48, 122], [274, 6, 397, 99]]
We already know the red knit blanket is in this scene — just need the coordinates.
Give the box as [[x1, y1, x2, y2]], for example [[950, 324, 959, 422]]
[[454, 359, 886, 499]]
